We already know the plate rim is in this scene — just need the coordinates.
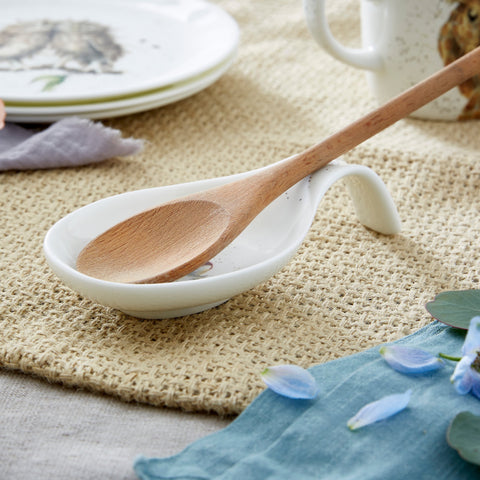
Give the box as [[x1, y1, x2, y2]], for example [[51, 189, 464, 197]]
[[5, 51, 237, 121]]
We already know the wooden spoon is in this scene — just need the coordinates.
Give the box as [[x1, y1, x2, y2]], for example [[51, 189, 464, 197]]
[[77, 46, 480, 284]]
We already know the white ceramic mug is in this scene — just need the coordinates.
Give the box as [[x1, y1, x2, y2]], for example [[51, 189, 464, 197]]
[[304, 0, 480, 120]]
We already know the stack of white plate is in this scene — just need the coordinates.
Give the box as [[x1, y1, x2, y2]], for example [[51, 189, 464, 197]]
[[1, 0, 239, 123]]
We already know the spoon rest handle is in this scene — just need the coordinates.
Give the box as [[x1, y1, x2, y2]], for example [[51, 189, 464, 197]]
[[309, 161, 401, 235]]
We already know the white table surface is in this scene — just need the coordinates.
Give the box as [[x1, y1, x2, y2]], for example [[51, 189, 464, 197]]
[[0, 368, 231, 479]]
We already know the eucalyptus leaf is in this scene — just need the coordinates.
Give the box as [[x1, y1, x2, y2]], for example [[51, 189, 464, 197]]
[[447, 411, 480, 466], [426, 290, 480, 330]]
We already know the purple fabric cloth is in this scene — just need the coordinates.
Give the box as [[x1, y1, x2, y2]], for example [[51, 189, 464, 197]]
[[0, 117, 143, 171]]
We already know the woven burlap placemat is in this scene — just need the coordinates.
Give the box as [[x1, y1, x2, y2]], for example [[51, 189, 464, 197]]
[[1, 0, 479, 415]]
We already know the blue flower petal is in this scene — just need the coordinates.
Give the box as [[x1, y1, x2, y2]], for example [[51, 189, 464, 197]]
[[463, 316, 480, 356], [451, 354, 475, 395], [470, 368, 480, 400], [261, 365, 319, 399], [379, 345, 444, 374], [347, 389, 412, 430], [451, 317, 480, 400]]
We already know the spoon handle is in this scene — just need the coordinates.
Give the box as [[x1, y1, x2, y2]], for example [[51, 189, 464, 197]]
[[255, 45, 480, 202]]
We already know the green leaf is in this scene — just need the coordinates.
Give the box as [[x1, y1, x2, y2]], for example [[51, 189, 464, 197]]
[[447, 411, 480, 466], [426, 290, 480, 330], [32, 75, 67, 92]]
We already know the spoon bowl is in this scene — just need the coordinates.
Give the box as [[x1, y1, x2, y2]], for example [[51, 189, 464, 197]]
[[79, 199, 232, 284], [44, 159, 400, 318]]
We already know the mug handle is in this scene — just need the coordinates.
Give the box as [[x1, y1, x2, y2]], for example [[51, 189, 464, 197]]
[[303, 0, 383, 71]]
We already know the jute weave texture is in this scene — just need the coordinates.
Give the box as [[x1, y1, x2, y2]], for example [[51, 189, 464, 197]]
[[1, 0, 479, 414]]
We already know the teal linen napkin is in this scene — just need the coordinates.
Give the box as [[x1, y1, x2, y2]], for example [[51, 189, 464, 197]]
[[134, 323, 480, 479]]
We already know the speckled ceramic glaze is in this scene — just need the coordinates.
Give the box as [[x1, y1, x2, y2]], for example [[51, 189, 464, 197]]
[[304, 0, 480, 121]]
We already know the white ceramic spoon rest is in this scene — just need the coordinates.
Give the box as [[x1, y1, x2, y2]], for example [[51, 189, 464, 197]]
[[44, 158, 400, 319]]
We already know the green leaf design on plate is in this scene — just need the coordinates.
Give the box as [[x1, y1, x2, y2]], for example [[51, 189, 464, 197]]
[[32, 75, 67, 92], [447, 411, 480, 466], [425, 290, 480, 330]]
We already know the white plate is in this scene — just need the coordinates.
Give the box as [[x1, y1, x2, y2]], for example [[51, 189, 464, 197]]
[[1, 0, 239, 104], [5, 53, 236, 122]]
